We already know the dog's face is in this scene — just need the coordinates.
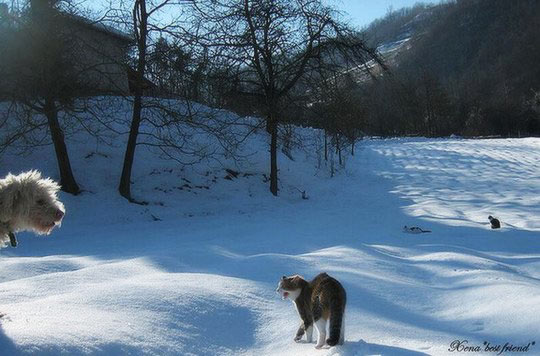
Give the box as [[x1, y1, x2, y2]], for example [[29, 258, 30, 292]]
[[1, 171, 65, 234], [28, 180, 65, 234], [276, 275, 303, 301]]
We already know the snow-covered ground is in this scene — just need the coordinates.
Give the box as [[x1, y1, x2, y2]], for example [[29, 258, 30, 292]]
[[1, 115, 539, 355]]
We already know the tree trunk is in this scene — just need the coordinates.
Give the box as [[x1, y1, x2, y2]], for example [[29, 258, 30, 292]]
[[45, 99, 80, 195], [423, 74, 434, 136], [269, 116, 278, 196], [351, 140, 355, 156], [324, 129, 328, 161], [337, 138, 342, 166], [119, 95, 143, 200], [119, 0, 148, 201], [266, 115, 272, 134]]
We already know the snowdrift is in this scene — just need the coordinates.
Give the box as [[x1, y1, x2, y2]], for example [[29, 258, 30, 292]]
[[1, 98, 539, 355]]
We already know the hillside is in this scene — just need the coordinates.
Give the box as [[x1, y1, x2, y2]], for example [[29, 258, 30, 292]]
[[364, 3, 434, 64], [358, 0, 540, 137], [1, 97, 540, 355]]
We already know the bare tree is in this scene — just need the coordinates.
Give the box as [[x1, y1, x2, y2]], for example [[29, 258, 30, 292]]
[[1, 0, 81, 194], [118, 0, 149, 201], [113, 0, 252, 203], [188, 0, 382, 196], [309, 73, 365, 169], [116, 0, 194, 202]]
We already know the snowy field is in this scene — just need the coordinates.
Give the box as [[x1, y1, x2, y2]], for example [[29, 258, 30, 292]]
[[1, 120, 539, 355]]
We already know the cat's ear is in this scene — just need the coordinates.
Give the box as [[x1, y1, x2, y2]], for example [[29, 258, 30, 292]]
[[282, 275, 286, 280]]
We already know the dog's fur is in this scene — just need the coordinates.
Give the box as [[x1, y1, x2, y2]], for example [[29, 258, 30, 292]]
[[0, 170, 65, 248]]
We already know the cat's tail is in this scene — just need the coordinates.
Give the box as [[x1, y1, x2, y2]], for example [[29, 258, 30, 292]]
[[326, 303, 345, 346]]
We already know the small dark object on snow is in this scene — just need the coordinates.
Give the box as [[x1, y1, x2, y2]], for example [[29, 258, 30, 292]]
[[8, 232, 17, 247], [292, 186, 308, 200], [403, 226, 431, 234], [488, 215, 501, 229], [225, 168, 240, 178]]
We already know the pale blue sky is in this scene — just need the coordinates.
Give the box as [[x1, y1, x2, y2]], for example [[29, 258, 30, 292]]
[[327, 0, 438, 28], [1, 1, 438, 30], [88, 1, 438, 29]]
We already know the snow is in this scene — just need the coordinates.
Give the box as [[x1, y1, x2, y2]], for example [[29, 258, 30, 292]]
[[1, 105, 540, 356], [376, 37, 411, 55]]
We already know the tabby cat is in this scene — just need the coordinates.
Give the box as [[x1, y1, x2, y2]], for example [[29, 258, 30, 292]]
[[276, 273, 346, 349]]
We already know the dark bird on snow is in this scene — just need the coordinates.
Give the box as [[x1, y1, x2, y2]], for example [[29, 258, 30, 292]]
[[403, 226, 431, 234], [488, 215, 501, 229]]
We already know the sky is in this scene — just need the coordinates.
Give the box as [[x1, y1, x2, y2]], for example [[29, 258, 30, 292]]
[[326, 0, 437, 28], [82, 1, 440, 35], [0, 1, 439, 33], [83, 1, 440, 30]]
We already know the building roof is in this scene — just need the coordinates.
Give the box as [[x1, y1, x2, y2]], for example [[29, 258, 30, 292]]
[[64, 13, 133, 44], [0, 2, 133, 43]]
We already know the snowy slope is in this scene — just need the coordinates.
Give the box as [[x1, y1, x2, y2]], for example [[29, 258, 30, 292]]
[[1, 105, 539, 355]]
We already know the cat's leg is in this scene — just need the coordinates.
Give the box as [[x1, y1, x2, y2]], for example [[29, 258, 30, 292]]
[[305, 324, 313, 343], [314, 318, 327, 349], [294, 323, 305, 342], [295, 320, 312, 342]]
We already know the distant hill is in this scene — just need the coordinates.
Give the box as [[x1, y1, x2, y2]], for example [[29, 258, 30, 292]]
[[357, 0, 540, 137], [364, 3, 434, 55]]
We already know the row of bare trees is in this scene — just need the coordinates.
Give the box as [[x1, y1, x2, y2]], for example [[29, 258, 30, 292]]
[[354, 0, 540, 138], [1, 0, 381, 199]]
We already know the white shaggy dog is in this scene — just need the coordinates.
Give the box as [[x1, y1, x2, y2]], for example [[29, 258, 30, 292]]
[[0, 170, 65, 248]]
